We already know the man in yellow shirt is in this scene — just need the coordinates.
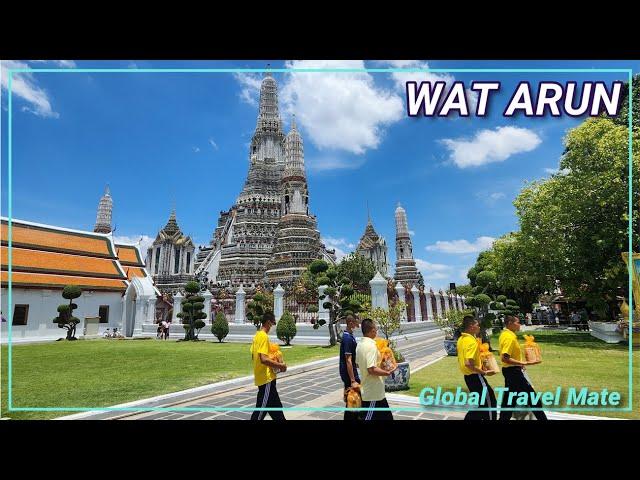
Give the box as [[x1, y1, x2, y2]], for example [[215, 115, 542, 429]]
[[355, 318, 396, 420], [250, 312, 288, 421], [457, 315, 497, 420], [499, 315, 546, 420]]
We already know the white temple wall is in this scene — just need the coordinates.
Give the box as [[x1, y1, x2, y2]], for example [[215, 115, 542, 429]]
[[1, 287, 123, 342]]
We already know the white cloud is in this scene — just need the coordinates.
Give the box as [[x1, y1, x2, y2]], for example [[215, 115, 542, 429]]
[[441, 126, 542, 168], [322, 237, 355, 261], [544, 167, 570, 175], [209, 138, 219, 150], [476, 191, 506, 205], [233, 72, 262, 107], [415, 258, 454, 284], [280, 60, 404, 156], [382, 60, 455, 93], [30, 60, 77, 68], [306, 156, 366, 172], [235, 61, 404, 161], [113, 235, 155, 260], [408, 230, 415, 236], [380, 60, 478, 114], [1, 60, 58, 118], [425, 236, 496, 254], [415, 259, 451, 272], [192, 146, 200, 153]]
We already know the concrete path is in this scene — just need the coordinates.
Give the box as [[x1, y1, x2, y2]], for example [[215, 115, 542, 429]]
[[56, 329, 620, 421], [57, 330, 445, 420]]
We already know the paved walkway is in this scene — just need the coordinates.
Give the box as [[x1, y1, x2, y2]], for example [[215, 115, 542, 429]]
[[58, 332, 447, 420], [57, 330, 618, 421]]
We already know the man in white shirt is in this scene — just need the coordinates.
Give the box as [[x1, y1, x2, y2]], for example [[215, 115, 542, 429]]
[[355, 318, 396, 420]]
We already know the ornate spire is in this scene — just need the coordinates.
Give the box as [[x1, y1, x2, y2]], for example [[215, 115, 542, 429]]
[[257, 65, 281, 130], [395, 203, 409, 238], [394, 203, 419, 285], [94, 185, 113, 234], [162, 209, 180, 235], [285, 114, 304, 175]]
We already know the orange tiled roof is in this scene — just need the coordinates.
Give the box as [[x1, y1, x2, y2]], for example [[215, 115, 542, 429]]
[[2, 246, 125, 279], [1, 220, 116, 258], [124, 266, 147, 280], [1, 271, 128, 291], [115, 244, 144, 266]]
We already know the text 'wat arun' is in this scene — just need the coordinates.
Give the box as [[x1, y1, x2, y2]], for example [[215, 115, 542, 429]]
[[194, 70, 336, 289]]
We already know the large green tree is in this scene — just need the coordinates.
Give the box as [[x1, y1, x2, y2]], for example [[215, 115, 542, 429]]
[[335, 252, 376, 293], [465, 77, 640, 319], [306, 259, 363, 346]]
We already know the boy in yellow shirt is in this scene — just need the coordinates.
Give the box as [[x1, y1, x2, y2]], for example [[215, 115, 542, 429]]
[[457, 315, 497, 420], [250, 312, 288, 421], [499, 316, 546, 420]]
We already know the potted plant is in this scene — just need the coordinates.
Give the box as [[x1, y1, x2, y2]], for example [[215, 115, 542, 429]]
[[434, 309, 470, 355], [364, 302, 410, 391]]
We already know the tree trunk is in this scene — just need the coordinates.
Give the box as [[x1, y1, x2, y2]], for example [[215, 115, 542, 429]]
[[328, 311, 337, 346]]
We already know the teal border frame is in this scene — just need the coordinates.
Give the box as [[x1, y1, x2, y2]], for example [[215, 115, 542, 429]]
[[2, 66, 634, 415]]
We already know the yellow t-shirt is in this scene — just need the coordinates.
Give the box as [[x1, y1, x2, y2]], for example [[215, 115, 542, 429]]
[[457, 332, 481, 375], [250, 330, 275, 386], [355, 336, 385, 401], [499, 329, 522, 368]]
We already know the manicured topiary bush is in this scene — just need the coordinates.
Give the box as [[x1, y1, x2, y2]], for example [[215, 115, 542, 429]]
[[211, 311, 229, 343], [276, 311, 297, 346], [52, 285, 82, 340]]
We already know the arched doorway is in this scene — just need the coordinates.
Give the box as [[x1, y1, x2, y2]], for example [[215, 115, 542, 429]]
[[123, 284, 137, 337]]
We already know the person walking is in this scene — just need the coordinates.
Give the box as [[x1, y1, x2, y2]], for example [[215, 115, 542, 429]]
[[250, 312, 287, 421], [355, 318, 396, 421], [457, 315, 497, 420], [340, 314, 361, 420], [498, 315, 547, 421]]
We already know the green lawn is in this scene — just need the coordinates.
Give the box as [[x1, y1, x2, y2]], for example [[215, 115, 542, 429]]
[[406, 330, 640, 419], [1, 338, 338, 420]]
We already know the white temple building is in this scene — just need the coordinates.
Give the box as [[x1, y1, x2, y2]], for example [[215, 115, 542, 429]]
[[0, 188, 159, 342]]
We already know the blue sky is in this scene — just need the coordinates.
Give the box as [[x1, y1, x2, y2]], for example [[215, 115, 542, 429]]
[[1, 59, 638, 289]]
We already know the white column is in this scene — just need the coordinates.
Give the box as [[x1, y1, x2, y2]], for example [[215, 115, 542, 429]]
[[318, 285, 330, 324], [411, 285, 422, 322], [461, 295, 466, 309], [434, 289, 443, 319], [202, 290, 213, 324], [369, 271, 388, 311], [395, 282, 407, 322], [234, 285, 246, 324], [425, 288, 434, 321], [146, 298, 156, 324], [442, 290, 450, 312], [456, 294, 462, 310], [273, 284, 285, 321], [172, 292, 183, 322]]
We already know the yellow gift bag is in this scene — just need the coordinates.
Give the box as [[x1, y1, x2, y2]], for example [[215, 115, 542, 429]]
[[375, 337, 397, 372], [478, 340, 499, 373], [523, 335, 542, 363], [269, 343, 284, 373]]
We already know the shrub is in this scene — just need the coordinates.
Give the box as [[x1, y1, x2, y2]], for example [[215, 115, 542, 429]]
[[211, 312, 229, 343], [276, 311, 297, 346]]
